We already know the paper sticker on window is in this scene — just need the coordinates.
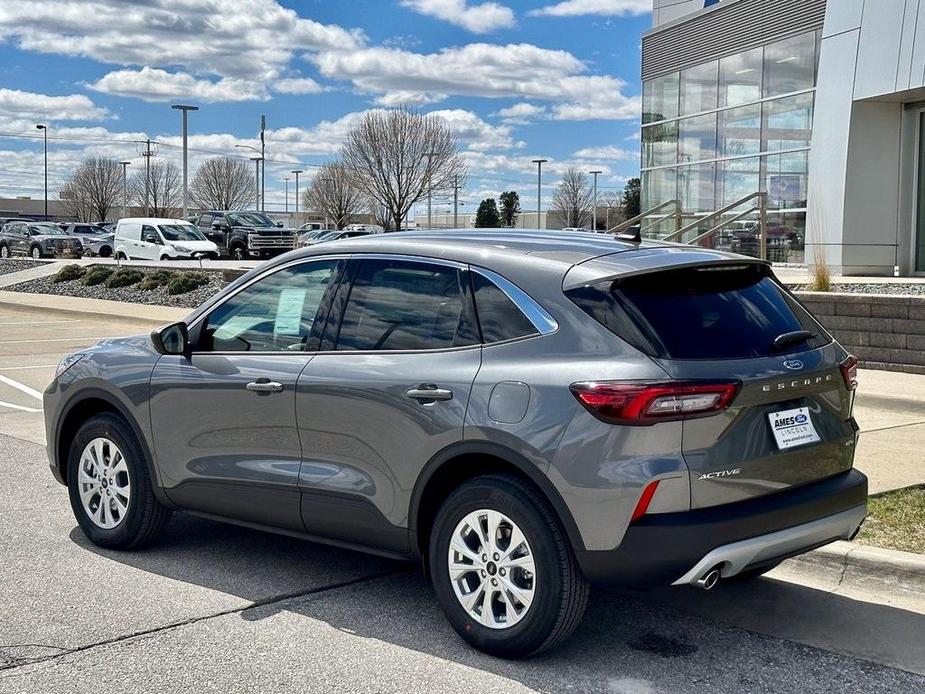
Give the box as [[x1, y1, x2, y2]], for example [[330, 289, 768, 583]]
[[274, 288, 307, 336]]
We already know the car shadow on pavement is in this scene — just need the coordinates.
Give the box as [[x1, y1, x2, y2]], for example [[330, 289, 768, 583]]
[[70, 512, 925, 690]]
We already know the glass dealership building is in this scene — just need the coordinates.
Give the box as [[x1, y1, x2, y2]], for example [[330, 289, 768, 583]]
[[642, 0, 925, 275]]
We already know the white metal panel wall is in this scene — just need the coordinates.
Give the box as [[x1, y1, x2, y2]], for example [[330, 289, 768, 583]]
[[855, 0, 925, 99]]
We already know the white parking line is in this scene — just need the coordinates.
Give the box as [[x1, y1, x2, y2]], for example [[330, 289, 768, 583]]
[[0, 400, 41, 413], [0, 373, 44, 401], [0, 364, 58, 371], [0, 336, 106, 344], [0, 320, 81, 326]]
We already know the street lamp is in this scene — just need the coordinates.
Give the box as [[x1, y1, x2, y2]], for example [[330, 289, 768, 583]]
[[589, 170, 602, 232], [291, 170, 303, 218], [35, 124, 47, 220], [235, 144, 262, 210], [248, 157, 261, 210], [284, 177, 290, 214], [119, 161, 131, 217], [532, 159, 547, 230], [171, 104, 198, 219]]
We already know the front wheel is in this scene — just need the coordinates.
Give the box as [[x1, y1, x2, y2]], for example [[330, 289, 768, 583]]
[[428, 474, 588, 658], [67, 413, 170, 549], [0, 244, 8, 258], [31, 245, 43, 259]]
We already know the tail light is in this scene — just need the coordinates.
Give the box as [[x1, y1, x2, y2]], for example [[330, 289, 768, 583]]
[[570, 380, 740, 425], [840, 355, 858, 391]]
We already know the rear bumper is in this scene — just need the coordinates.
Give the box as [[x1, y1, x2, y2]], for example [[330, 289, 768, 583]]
[[576, 468, 868, 586]]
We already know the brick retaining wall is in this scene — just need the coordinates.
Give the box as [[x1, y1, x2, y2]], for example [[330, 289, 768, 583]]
[[795, 291, 925, 375]]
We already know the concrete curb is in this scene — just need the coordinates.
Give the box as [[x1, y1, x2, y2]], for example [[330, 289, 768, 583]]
[[786, 540, 925, 597], [0, 290, 188, 323]]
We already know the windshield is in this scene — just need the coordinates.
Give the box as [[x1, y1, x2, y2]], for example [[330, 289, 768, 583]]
[[159, 224, 206, 241], [30, 224, 65, 235], [227, 212, 274, 227]]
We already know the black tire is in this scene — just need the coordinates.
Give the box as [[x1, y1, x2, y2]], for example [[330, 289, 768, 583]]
[[231, 245, 246, 261], [66, 413, 170, 549], [160, 254, 170, 261], [428, 474, 588, 658], [115, 251, 127, 260], [98, 245, 112, 258], [0, 244, 8, 258], [30, 245, 43, 259]]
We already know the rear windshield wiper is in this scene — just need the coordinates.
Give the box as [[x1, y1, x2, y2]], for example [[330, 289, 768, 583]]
[[771, 330, 816, 352]]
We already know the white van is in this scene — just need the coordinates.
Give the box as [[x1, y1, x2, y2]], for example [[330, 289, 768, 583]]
[[114, 218, 219, 261]]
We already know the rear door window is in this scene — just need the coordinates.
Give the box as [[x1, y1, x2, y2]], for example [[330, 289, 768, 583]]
[[335, 259, 478, 351], [567, 263, 828, 359]]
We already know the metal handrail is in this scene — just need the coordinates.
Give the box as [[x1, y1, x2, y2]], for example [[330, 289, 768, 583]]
[[662, 191, 768, 260], [608, 199, 680, 234]]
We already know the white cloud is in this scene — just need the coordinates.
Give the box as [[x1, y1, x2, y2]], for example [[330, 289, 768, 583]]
[[429, 109, 519, 150], [400, 0, 515, 33], [314, 42, 639, 120], [571, 145, 634, 160], [88, 67, 267, 103], [274, 77, 326, 95], [0, 0, 363, 81], [529, 0, 650, 17], [493, 102, 547, 124], [0, 88, 109, 121]]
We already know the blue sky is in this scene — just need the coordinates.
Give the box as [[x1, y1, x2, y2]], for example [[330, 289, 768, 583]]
[[0, 0, 652, 215]]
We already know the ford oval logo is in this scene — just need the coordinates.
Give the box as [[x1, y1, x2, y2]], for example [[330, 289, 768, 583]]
[[795, 414, 808, 424], [783, 359, 803, 370]]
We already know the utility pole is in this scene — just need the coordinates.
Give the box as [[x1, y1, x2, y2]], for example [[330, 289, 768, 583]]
[[284, 177, 289, 213], [35, 124, 47, 219], [250, 157, 261, 209], [322, 176, 333, 229], [171, 104, 198, 219], [260, 115, 266, 213], [453, 175, 459, 228], [139, 139, 157, 216], [589, 170, 602, 232], [532, 159, 547, 230], [119, 161, 130, 217], [292, 169, 303, 219]]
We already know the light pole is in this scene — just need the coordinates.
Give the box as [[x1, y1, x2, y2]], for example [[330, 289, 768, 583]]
[[284, 177, 290, 214], [321, 176, 333, 229], [532, 159, 547, 229], [171, 104, 198, 219], [35, 124, 47, 219], [589, 170, 602, 232], [260, 115, 266, 213], [292, 170, 303, 219], [249, 157, 261, 209], [235, 144, 262, 210], [119, 161, 130, 217]]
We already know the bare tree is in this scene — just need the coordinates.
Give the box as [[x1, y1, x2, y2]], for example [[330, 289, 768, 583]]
[[366, 196, 391, 231], [552, 168, 593, 228], [341, 107, 467, 232], [58, 157, 122, 222], [600, 191, 624, 230], [189, 156, 256, 211], [129, 161, 182, 218], [303, 161, 366, 230]]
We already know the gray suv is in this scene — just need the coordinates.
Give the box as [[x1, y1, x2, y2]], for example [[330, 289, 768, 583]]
[[44, 231, 867, 658]]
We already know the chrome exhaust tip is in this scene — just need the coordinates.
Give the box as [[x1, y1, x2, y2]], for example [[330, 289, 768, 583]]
[[694, 567, 721, 591]]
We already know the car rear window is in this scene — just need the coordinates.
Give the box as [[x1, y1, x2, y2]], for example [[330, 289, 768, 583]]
[[566, 263, 828, 360], [471, 272, 538, 343]]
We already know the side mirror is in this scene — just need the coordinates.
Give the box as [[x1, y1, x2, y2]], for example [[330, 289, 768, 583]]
[[277, 222, 283, 227], [151, 322, 189, 356], [211, 222, 222, 230]]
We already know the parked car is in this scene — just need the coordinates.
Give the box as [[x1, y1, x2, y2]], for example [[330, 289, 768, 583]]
[[299, 228, 373, 246], [59, 223, 114, 258], [295, 229, 327, 246], [45, 230, 866, 658], [194, 210, 298, 260], [0, 221, 82, 259], [298, 222, 326, 232], [113, 218, 219, 261]]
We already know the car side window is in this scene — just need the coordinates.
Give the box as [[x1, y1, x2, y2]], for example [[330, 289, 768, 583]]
[[197, 213, 211, 228], [471, 272, 539, 343], [201, 260, 338, 352], [335, 259, 478, 351]]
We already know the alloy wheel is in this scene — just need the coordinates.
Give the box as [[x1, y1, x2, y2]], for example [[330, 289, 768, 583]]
[[77, 437, 131, 529], [31, 247, 41, 259], [447, 509, 536, 629]]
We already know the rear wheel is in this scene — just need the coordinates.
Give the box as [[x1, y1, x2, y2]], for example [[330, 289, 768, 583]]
[[0, 244, 8, 258], [30, 245, 43, 259], [66, 413, 170, 549], [98, 245, 112, 258], [429, 474, 588, 658]]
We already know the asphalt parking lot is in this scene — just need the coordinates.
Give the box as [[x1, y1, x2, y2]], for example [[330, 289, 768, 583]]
[[1, 302, 924, 693]]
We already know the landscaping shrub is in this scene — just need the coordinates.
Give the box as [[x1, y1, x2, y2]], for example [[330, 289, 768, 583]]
[[138, 270, 174, 291], [104, 268, 145, 288], [166, 271, 211, 295], [80, 266, 115, 286], [53, 264, 86, 283]]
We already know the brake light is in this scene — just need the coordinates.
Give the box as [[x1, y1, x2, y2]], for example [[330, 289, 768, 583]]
[[840, 355, 858, 391], [630, 480, 660, 523], [570, 380, 740, 425]]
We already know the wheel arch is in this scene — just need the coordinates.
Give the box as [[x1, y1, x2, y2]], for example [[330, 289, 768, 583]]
[[54, 388, 174, 507], [409, 441, 585, 567]]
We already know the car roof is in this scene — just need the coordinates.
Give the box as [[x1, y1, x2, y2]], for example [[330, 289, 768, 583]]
[[118, 217, 192, 225]]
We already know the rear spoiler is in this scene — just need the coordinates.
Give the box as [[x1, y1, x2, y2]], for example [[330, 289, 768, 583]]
[[562, 248, 770, 292]]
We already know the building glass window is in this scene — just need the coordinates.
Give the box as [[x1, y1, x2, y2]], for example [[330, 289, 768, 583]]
[[719, 47, 762, 107], [641, 168, 677, 211], [680, 61, 718, 115], [718, 103, 761, 157], [678, 163, 716, 214], [679, 113, 717, 163], [765, 151, 808, 210], [642, 121, 679, 168], [764, 32, 816, 98], [766, 211, 806, 264], [718, 157, 761, 208], [763, 92, 814, 151], [643, 72, 679, 124]]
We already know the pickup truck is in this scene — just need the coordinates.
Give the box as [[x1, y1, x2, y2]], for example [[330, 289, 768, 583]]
[[193, 210, 298, 260]]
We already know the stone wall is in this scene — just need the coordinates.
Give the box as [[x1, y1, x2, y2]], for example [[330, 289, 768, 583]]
[[796, 292, 925, 374]]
